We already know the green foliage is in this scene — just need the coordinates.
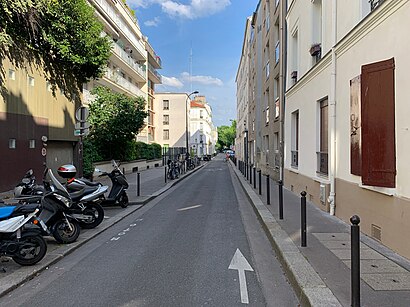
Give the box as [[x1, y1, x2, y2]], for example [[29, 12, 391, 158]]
[[127, 142, 162, 161], [0, 0, 111, 93], [83, 138, 103, 178], [87, 86, 148, 161], [217, 120, 236, 150]]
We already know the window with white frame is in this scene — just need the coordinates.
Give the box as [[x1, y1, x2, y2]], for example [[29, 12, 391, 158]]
[[291, 111, 299, 167], [9, 69, 15, 80], [9, 139, 16, 149], [163, 115, 169, 125], [29, 140, 36, 149], [317, 98, 329, 175], [163, 129, 169, 140], [163, 100, 169, 110], [28, 75, 35, 87]]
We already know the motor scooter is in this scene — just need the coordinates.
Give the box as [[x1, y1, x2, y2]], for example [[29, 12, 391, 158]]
[[95, 160, 129, 208], [0, 203, 47, 265]]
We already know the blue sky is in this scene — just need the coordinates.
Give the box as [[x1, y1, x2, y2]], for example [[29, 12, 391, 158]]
[[128, 0, 257, 127]]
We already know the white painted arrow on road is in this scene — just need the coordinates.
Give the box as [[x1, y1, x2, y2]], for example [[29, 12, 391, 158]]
[[229, 248, 254, 304]]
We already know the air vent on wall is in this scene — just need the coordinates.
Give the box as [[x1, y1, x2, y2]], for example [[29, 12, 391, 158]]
[[371, 224, 382, 241]]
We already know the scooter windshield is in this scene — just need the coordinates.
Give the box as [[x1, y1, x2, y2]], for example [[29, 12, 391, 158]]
[[47, 169, 70, 198]]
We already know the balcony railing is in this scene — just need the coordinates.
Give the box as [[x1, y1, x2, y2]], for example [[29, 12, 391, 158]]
[[317, 152, 328, 175], [111, 41, 146, 79], [370, 0, 385, 11], [291, 150, 298, 167], [148, 63, 162, 83], [104, 67, 146, 97], [94, 0, 146, 58]]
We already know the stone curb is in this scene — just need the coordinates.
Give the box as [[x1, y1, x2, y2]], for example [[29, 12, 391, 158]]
[[0, 162, 206, 298], [230, 161, 342, 307]]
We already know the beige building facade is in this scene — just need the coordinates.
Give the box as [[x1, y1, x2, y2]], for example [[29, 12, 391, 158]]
[[85, 0, 161, 144], [284, 0, 410, 259]]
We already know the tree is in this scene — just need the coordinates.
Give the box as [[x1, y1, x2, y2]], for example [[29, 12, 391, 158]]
[[0, 0, 111, 96], [87, 87, 148, 161], [217, 120, 236, 150]]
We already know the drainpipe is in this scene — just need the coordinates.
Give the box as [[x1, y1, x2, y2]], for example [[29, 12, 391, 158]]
[[329, 0, 337, 216], [279, 0, 287, 182]]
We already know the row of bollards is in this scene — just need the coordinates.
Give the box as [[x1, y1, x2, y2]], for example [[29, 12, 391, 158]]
[[235, 159, 362, 307]]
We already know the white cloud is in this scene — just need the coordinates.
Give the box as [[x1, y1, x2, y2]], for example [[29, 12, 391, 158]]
[[144, 16, 161, 27], [128, 0, 231, 19], [181, 72, 223, 86], [161, 76, 184, 88]]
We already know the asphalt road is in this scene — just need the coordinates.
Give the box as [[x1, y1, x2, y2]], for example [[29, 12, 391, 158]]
[[0, 157, 298, 306]]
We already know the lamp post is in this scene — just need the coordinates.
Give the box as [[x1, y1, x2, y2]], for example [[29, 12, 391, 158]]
[[186, 91, 199, 155]]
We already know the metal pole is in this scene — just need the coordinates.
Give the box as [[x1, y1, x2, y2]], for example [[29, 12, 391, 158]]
[[266, 175, 270, 205], [351, 215, 361, 307], [278, 180, 284, 219], [165, 166, 167, 183], [301, 191, 307, 247], [253, 167, 256, 189], [258, 170, 262, 195], [246, 162, 249, 180], [249, 164, 253, 184], [137, 172, 141, 196]]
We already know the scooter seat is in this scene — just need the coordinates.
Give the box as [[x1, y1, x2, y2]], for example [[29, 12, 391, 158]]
[[12, 203, 40, 215], [0, 206, 16, 219], [79, 178, 101, 187], [70, 186, 99, 202]]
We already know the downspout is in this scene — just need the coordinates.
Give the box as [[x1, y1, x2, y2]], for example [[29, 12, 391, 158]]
[[279, 0, 287, 182], [328, 0, 337, 215]]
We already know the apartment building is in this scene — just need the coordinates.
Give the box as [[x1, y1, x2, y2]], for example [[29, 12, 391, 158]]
[[0, 58, 80, 191], [154, 93, 191, 149], [284, 0, 410, 259], [85, 0, 161, 143], [190, 96, 217, 157], [238, 0, 283, 181]]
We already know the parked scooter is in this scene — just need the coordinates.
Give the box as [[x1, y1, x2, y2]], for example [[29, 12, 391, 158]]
[[0, 203, 47, 265], [57, 165, 107, 228], [95, 160, 129, 208], [14, 169, 45, 199]]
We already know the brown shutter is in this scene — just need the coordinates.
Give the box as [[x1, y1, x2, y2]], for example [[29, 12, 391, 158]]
[[361, 58, 396, 188]]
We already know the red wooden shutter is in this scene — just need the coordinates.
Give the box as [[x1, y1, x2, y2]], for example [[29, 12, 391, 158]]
[[361, 58, 396, 188]]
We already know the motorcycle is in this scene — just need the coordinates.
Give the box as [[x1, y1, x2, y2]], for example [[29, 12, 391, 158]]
[[93, 160, 129, 208], [15, 166, 107, 230], [57, 164, 107, 228], [0, 203, 47, 265]]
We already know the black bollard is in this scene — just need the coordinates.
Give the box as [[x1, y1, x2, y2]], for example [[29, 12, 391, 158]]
[[249, 164, 253, 184], [351, 215, 361, 307], [266, 175, 270, 205], [300, 191, 307, 247], [278, 180, 284, 220], [258, 170, 262, 195], [246, 162, 249, 180], [137, 172, 141, 196], [165, 166, 167, 183], [253, 167, 256, 189]]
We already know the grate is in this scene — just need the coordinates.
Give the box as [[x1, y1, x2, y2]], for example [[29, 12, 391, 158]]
[[371, 224, 382, 241]]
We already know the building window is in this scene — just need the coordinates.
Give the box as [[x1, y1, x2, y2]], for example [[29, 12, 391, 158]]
[[29, 139, 36, 149], [163, 100, 169, 110], [200, 122, 204, 131], [9, 139, 16, 149], [275, 41, 280, 64], [291, 111, 299, 168], [163, 115, 169, 125], [266, 107, 269, 124], [200, 110, 204, 119], [274, 132, 280, 168], [265, 61, 270, 79], [46, 81, 52, 92], [291, 28, 299, 83], [28, 75, 35, 87], [9, 69, 15, 80], [163, 129, 169, 140], [275, 98, 280, 119], [317, 99, 328, 175]]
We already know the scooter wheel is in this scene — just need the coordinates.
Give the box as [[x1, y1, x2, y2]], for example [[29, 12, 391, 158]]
[[119, 192, 129, 208], [78, 203, 105, 229], [53, 218, 80, 244], [12, 234, 47, 266]]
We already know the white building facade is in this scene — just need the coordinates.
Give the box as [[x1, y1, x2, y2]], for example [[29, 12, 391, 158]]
[[190, 96, 217, 157], [285, 0, 410, 259]]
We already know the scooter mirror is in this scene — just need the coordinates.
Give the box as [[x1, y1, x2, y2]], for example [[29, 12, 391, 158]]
[[94, 168, 102, 173]]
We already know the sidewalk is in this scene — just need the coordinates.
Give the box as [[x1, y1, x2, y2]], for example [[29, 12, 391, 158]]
[[0, 162, 205, 297], [231, 161, 410, 307]]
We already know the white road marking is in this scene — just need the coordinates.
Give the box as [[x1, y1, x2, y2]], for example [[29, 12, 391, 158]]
[[130, 224, 137, 227], [177, 205, 202, 211], [229, 248, 254, 304], [135, 219, 143, 222], [118, 232, 126, 236], [123, 228, 130, 232], [111, 237, 120, 241]]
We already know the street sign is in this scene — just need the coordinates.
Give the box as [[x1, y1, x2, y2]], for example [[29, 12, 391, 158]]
[[74, 128, 89, 137], [75, 122, 90, 130], [41, 148, 47, 156], [75, 106, 89, 122]]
